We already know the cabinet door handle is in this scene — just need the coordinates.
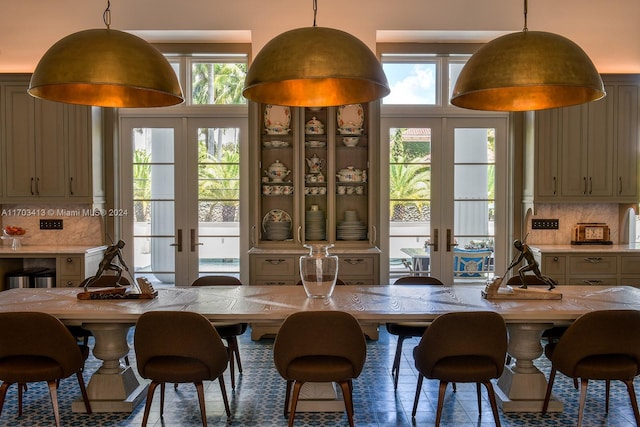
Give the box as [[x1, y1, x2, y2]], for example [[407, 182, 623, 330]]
[[36, 177, 40, 195], [190, 229, 203, 252], [343, 258, 364, 265], [265, 259, 285, 265], [170, 229, 183, 252], [297, 226, 302, 244], [619, 177, 623, 195], [370, 226, 377, 246], [251, 225, 256, 247], [69, 177, 74, 195], [553, 177, 557, 195], [584, 257, 603, 263], [583, 177, 587, 195], [583, 279, 604, 285], [30, 177, 35, 195], [589, 177, 593, 195]]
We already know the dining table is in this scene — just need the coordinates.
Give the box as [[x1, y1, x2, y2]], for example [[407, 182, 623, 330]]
[[0, 284, 639, 414]]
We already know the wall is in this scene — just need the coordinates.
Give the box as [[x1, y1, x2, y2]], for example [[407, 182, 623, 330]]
[[0, 0, 638, 73], [0, 204, 104, 247], [525, 203, 622, 245]]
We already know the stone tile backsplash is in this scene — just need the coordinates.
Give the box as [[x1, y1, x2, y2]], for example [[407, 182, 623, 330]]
[[0, 204, 104, 247]]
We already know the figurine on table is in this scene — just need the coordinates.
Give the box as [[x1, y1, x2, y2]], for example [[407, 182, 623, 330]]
[[84, 240, 132, 291], [507, 239, 557, 290]]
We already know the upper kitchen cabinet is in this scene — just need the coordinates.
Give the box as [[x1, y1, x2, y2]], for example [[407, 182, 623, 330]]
[[526, 74, 639, 204], [0, 75, 104, 205]]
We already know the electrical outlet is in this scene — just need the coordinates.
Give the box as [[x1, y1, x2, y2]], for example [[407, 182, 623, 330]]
[[40, 219, 63, 230], [532, 219, 559, 230]]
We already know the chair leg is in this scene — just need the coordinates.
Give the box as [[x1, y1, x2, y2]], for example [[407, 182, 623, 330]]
[[483, 381, 502, 427], [47, 380, 61, 427], [542, 367, 557, 413], [605, 380, 610, 413], [339, 380, 356, 427], [283, 380, 292, 418], [227, 346, 236, 389], [435, 381, 448, 427], [142, 381, 159, 426], [18, 383, 23, 416], [411, 374, 424, 417], [160, 382, 165, 416], [218, 375, 231, 417], [75, 371, 92, 414], [623, 379, 640, 426], [288, 381, 304, 427], [0, 382, 12, 417], [195, 381, 208, 427], [476, 383, 482, 413], [230, 336, 243, 373], [392, 335, 407, 389], [578, 378, 589, 427]]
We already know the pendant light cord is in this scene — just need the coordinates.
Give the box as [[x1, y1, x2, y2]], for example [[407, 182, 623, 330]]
[[103, 0, 112, 29], [312, 0, 318, 27], [522, 0, 528, 32]]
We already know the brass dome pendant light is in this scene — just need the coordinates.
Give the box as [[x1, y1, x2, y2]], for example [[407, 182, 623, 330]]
[[28, 1, 183, 108], [243, 0, 389, 107], [451, 0, 605, 112]]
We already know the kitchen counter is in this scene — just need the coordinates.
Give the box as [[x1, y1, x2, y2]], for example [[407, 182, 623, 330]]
[[0, 245, 107, 255], [0, 245, 107, 289], [530, 244, 640, 286], [531, 244, 640, 253]]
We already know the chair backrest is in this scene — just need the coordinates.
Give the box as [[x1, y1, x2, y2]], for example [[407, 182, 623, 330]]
[[296, 277, 347, 286], [273, 311, 366, 379], [505, 275, 547, 286], [394, 276, 444, 285], [192, 275, 243, 286], [414, 311, 507, 379], [134, 311, 228, 380], [552, 310, 640, 376], [0, 312, 84, 377], [80, 275, 131, 288], [453, 249, 492, 277]]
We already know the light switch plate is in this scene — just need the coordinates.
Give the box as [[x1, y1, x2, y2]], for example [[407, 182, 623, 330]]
[[40, 219, 63, 230], [532, 219, 559, 230]]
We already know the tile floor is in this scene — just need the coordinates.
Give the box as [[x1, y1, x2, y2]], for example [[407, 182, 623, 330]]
[[0, 326, 639, 426]]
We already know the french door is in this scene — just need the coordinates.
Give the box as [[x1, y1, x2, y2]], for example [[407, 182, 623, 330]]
[[120, 116, 248, 286], [381, 116, 508, 283]]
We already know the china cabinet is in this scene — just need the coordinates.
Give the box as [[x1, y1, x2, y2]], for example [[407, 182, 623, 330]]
[[249, 102, 380, 286], [0, 75, 104, 205], [526, 74, 639, 204]]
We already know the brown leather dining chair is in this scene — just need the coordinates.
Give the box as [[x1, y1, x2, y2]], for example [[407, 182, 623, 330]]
[[191, 275, 246, 389], [386, 275, 444, 389], [273, 310, 367, 427], [542, 309, 640, 427], [412, 311, 507, 427], [134, 310, 231, 427], [0, 312, 92, 427]]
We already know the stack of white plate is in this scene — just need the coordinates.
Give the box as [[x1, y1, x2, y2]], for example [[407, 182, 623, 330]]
[[264, 221, 291, 241], [305, 209, 325, 240], [337, 210, 367, 241]]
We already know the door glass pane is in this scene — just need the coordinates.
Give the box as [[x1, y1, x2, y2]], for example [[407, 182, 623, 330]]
[[197, 127, 240, 275], [453, 128, 495, 280], [388, 128, 432, 278], [191, 62, 247, 105], [132, 128, 176, 285]]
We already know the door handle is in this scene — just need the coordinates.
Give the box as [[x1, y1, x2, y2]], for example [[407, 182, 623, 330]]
[[426, 229, 438, 252], [190, 228, 203, 252], [446, 229, 458, 252], [170, 229, 183, 252]]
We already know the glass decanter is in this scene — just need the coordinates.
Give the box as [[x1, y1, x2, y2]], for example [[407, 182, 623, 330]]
[[299, 244, 339, 298]]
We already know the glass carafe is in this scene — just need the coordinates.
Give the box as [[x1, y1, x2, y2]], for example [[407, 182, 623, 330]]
[[299, 244, 339, 298]]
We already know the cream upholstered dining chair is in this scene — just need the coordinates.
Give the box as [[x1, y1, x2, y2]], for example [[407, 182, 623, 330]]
[[412, 311, 507, 426], [273, 311, 367, 427], [0, 312, 92, 427], [386, 275, 445, 389], [542, 309, 640, 427], [191, 275, 246, 389], [134, 310, 231, 427]]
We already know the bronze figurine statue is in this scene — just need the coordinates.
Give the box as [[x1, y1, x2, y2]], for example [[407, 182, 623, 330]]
[[507, 239, 557, 290]]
